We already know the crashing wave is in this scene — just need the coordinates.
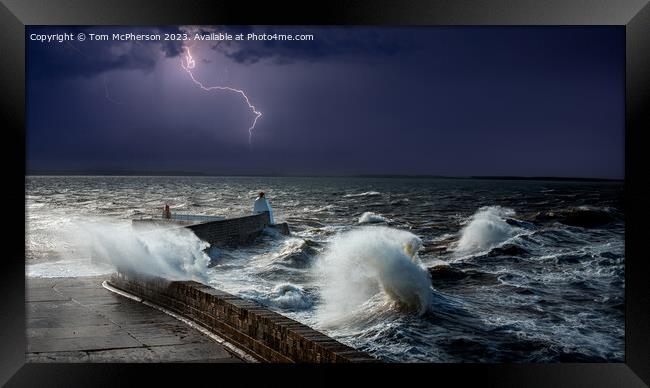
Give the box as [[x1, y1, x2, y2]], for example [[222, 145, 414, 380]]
[[316, 226, 432, 325], [42, 216, 211, 282], [358, 212, 388, 224], [244, 283, 312, 311], [274, 238, 319, 268], [454, 206, 519, 254]]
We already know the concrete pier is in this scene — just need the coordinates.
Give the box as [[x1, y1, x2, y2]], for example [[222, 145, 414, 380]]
[[133, 211, 290, 248], [26, 276, 245, 362], [25, 212, 371, 363], [109, 271, 378, 363], [27, 274, 378, 363]]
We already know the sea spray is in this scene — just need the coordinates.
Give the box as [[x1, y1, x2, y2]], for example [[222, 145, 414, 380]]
[[51, 216, 211, 282], [358, 212, 388, 224], [316, 226, 432, 325], [273, 237, 319, 268], [343, 191, 381, 198], [243, 283, 313, 311], [26, 177, 626, 362], [454, 206, 518, 253]]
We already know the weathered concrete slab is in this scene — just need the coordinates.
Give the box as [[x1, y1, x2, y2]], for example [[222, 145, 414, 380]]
[[26, 325, 125, 339], [26, 351, 90, 363], [28, 334, 144, 353], [26, 276, 245, 362], [27, 343, 244, 363], [123, 322, 211, 347], [27, 315, 112, 329], [26, 286, 71, 302], [110, 271, 380, 363], [148, 343, 236, 361]]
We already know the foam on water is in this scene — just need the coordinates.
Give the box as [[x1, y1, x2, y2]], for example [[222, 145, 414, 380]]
[[316, 226, 432, 325], [303, 204, 336, 213], [358, 211, 388, 224], [27, 216, 211, 282], [454, 206, 519, 254], [251, 283, 313, 310], [25, 176, 625, 362], [344, 191, 381, 198]]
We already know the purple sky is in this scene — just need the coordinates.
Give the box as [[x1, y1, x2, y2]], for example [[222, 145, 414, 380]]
[[27, 26, 624, 178]]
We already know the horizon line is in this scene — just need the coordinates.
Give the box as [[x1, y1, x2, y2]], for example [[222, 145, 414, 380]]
[[25, 171, 623, 182]]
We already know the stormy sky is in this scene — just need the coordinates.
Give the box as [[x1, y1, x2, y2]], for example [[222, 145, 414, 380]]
[[26, 26, 624, 178]]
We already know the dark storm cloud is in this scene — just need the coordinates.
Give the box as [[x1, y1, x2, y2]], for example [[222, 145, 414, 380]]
[[26, 26, 625, 179], [160, 35, 185, 58], [28, 26, 184, 79], [203, 26, 413, 65]]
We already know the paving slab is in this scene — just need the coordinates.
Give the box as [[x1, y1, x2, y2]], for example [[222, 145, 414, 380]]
[[26, 276, 246, 362]]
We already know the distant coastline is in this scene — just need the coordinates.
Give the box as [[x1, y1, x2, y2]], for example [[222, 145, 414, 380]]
[[26, 170, 623, 182]]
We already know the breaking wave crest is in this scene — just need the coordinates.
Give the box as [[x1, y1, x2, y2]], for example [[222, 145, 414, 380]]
[[344, 191, 381, 198], [358, 211, 388, 224], [250, 283, 313, 310], [316, 226, 432, 325], [454, 206, 519, 254], [30, 216, 211, 282]]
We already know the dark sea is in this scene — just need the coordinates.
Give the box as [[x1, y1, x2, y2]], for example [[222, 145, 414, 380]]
[[26, 176, 625, 362]]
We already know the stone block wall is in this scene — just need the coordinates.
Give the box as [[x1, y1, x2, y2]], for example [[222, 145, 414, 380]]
[[134, 212, 290, 248], [108, 271, 378, 363], [187, 212, 270, 247]]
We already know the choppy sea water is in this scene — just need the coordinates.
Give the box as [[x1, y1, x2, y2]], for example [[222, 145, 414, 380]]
[[26, 176, 624, 362]]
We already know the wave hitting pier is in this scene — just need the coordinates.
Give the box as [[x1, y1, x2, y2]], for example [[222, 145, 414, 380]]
[[133, 211, 290, 247], [107, 270, 378, 363], [26, 212, 377, 362]]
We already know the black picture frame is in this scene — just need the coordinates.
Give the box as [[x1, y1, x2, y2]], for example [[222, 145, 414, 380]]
[[1, 0, 648, 386]]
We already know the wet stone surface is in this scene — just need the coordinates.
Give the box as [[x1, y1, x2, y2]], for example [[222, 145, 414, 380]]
[[26, 276, 244, 363]]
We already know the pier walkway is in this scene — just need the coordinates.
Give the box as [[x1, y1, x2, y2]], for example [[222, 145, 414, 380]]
[[26, 276, 245, 362]]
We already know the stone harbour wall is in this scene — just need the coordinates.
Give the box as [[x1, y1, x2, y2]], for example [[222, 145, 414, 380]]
[[187, 212, 271, 247], [108, 271, 378, 363], [185, 212, 290, 247]]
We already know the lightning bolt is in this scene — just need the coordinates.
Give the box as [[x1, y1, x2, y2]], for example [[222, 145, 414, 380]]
[[66, 42, 123, 106], [181, 46, 262, 147], [103, 75, 123, 105]]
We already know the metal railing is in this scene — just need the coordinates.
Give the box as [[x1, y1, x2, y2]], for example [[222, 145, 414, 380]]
[[165, 213, 225, 222], [135, 208, 225, 223]]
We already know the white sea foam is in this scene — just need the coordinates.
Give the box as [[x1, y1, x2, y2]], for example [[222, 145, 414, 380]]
[[358, 211, 388, 224], [27, 258, 114, 278], [27, 216, 210, 282], [454, 206, 518, 253], [239, 283, 312, 311], [302, 205, 334, 213], [316, 226, 432, 325], [266, 283, 312, 310], [343, 191, 381, 198]]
